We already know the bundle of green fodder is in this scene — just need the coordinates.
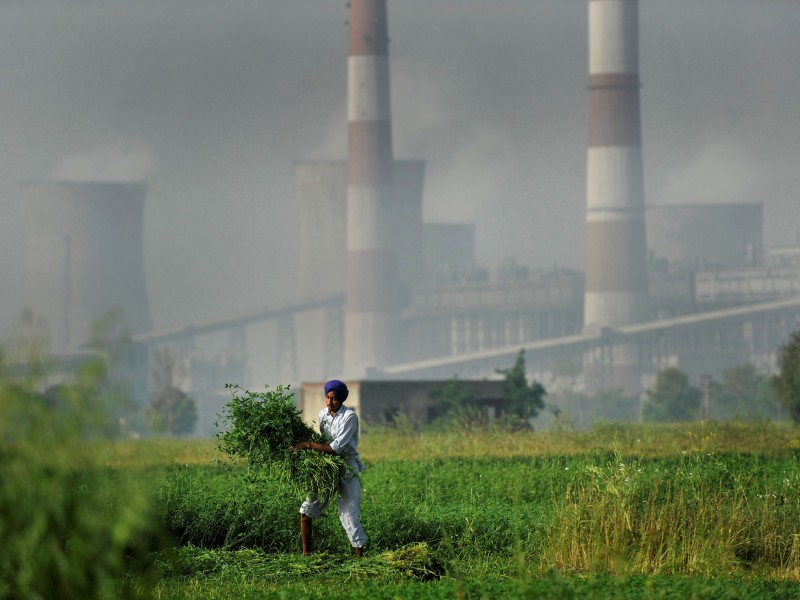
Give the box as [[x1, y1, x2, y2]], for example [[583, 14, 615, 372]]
[[217, 384, 348, 500]]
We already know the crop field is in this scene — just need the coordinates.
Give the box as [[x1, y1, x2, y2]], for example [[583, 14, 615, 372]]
[[6, 413, 800, 598], [120, 423, 800, 597]]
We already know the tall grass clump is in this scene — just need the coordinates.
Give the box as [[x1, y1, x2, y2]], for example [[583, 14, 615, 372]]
[[542, 450, 800, 577], [0, 351, 162, 599], [216, 384, 348, 500]]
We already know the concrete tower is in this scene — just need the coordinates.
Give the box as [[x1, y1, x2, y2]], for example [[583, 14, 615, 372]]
[[21, 181, 152, 354], [344, 0, 399, 374], [584, 0, 649, 389]]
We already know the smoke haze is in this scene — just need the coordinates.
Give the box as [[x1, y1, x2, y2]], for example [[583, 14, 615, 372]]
[[0, 0, 798, 340]]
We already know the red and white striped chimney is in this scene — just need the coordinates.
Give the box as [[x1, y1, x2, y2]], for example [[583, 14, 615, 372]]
[[344, 0, 399, 374], [584, 0, 649, 332]]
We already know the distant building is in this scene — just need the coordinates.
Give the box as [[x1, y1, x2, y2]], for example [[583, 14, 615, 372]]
[[404, 265, 584, 361], [298, 379, 507, 427], [647, 203, 763, 270]]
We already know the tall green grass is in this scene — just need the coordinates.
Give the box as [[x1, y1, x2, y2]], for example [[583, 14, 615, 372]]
[[542, 450, 800, 577], [151, 446, 800, 580]]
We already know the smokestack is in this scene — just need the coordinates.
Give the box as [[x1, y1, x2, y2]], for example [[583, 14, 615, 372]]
[[344, 0, 399, 374], [21, 181, 152, 353], [584, 0, 649, 390], [585, 0, 649, 330]]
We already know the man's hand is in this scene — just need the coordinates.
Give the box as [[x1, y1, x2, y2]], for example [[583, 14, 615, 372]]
[[290, 441, 309, 452], [290, 441, 336, 454]]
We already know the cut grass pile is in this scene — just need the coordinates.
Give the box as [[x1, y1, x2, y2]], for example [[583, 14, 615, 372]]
[[155, 542, 444, 583]]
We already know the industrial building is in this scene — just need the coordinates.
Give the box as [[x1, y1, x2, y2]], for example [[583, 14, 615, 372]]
[[13, 0, 800, 435], [298, 379, 507, 429]]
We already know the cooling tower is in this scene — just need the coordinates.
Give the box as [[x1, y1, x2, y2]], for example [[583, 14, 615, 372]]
[[344, 0, 399, 374], [21, 181, 152, 353], [584, 0, 650, 391], [295, 160, 425, 300]]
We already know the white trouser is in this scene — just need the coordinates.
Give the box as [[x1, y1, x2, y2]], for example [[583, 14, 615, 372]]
[[299, 472, 366, 548]]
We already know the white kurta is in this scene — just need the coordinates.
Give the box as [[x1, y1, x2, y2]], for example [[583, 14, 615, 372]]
[[299, 405, 367, 548]]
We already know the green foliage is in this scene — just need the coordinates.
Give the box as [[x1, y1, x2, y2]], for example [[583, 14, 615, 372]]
[[147, 346, 196, 436], [497, 350, 546, 420], [550, 388, 640, 426], [776, 326, 800, 423], [754, 377, 782, 420], [0, 345, 162, 599], [147, 385, 198, 436], [216, 384, 348, 500], [712, 364, 776, 420], [644, 367, 702, 422], [427, 377, 485, 427]]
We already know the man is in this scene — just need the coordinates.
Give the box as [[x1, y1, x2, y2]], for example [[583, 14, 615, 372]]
[[291, 379, 366, 557]]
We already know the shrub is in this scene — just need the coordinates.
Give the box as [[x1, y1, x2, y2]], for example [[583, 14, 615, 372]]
[[0, 354, 162, 599]]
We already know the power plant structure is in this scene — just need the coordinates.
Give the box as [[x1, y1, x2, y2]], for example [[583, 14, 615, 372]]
[[344, 0, 400, 375], [648, 203, 763, 272], [583, 0, 650, 391], [11, 2, 800, 434], [20, 181, 152, 354]]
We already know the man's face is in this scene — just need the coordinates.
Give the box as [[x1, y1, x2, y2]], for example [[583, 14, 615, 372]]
[[326, 391, 344, 415]]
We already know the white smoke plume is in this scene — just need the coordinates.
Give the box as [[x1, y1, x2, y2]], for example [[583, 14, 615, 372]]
[[657, 134, 790, 205]]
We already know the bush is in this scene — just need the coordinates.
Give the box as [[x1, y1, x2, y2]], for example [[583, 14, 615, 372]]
[[0, 354, 163, 599]]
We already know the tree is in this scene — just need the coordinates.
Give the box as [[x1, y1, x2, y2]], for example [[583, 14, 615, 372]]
[[644, 367, 701, 422], [147, 347, 197, 436], [428, 377, 484, 427], [754, 377, 781, 420], [716, 364, 765, 420], [147, 386, 197, 436], [496, 350, 546, 420], [775, 326, 800, 423]]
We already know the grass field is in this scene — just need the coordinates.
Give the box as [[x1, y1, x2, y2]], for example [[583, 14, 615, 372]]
[[6, 419, 800, 598], [110, 421, 800, 599]]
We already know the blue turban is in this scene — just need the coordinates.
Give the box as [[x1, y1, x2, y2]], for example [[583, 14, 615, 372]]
[[324, 379, 349, 401]]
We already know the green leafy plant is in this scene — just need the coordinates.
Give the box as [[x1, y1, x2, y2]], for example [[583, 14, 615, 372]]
[[644, 367, 702, 422], [216, 384, 348, 500], [0, 331, 161, 600], [775, 326, 800, 423], [496, 349, 547, 421], [148, 386, 198, 436]]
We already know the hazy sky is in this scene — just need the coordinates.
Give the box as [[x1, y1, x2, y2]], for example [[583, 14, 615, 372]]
[[1, 0, 798, 338]]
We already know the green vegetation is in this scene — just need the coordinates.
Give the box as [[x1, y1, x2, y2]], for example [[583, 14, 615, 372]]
[[142, 431, 800, 598], [777, 325, 800, 422], [216, 384, 348, 500], [4, 329, 800, 598], [6, 393, 800, 597], [497, 349, 547, 420], [147, 347, 198, 436], [0, 344, 163, 600], [148, 386, 198, 435], [644, 367, 703, 422]]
